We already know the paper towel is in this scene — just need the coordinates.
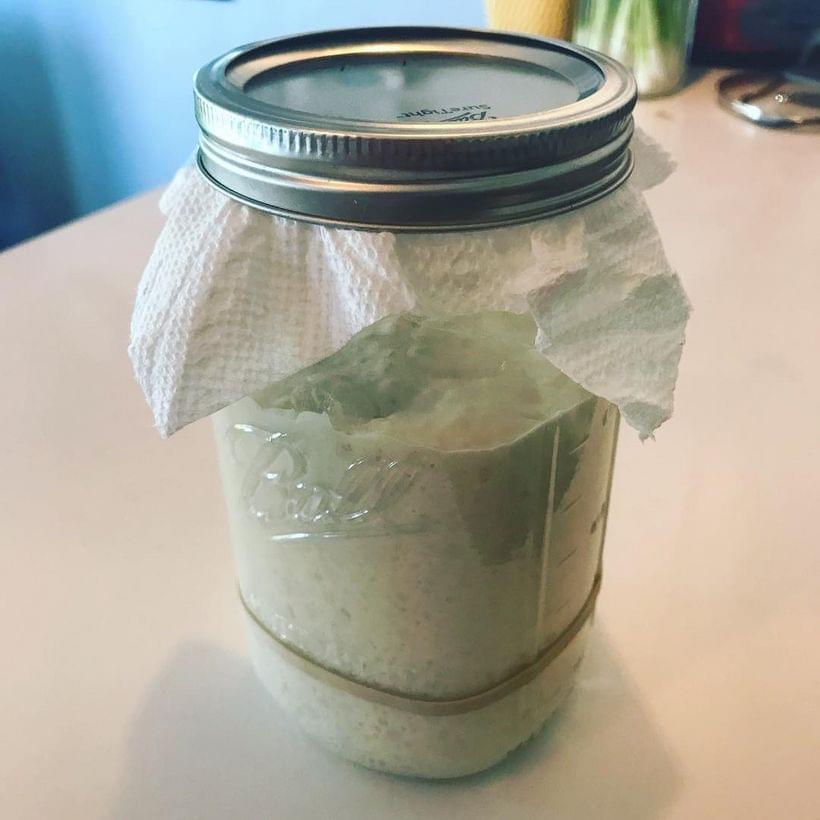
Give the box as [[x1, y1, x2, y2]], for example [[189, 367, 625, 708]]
[[129, 130, 689, 439]]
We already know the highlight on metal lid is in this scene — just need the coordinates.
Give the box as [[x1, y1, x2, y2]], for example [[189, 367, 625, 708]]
[[194, 26, 637, 231]]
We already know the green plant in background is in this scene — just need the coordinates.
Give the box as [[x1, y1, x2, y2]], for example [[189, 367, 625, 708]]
[[574, 0, 698, 96]]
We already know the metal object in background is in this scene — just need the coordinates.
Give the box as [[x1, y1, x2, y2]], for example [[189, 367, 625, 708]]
[[717, 31, 820, 127], [194, 27, 636, 231]]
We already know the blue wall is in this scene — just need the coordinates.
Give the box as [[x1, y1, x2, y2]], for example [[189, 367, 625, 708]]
[[1, 0, 484, 249]]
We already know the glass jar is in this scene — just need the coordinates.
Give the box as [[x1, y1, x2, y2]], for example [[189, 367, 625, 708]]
[[195, 28, 636, 778], [214, 313, 618, 776], [574, 0, 700, 97]]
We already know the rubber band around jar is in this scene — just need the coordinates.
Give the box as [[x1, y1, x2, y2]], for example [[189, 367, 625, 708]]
[[239, 573, 601, 717]]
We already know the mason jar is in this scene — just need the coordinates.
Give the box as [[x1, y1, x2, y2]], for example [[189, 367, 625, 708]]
[[196, 28, 635, 778]]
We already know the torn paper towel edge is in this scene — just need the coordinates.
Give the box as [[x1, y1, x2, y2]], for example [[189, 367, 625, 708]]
[[129, 128, 690, 439]]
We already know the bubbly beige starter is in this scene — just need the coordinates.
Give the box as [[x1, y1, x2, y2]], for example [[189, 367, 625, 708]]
[[213, 312, 618, 777]]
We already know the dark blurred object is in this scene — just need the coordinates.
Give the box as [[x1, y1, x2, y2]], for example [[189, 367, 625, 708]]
[[693, 0, 820, 67]]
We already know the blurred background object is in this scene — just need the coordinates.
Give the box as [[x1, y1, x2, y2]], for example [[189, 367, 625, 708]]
[[693, 0, 820, 68], [486, 0, 575, 39], [715, 26, 820, 129], [573, 0, 699, 97], [717, 68, 820, 128]]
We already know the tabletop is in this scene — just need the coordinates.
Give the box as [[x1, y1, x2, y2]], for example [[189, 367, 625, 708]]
[[1, 71, 819, 820]]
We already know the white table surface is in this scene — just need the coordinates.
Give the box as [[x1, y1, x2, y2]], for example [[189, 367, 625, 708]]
[[2, 72, 819, 820]]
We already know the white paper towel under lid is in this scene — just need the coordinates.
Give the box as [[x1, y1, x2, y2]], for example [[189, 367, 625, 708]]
[[129, 131, 688, 439]]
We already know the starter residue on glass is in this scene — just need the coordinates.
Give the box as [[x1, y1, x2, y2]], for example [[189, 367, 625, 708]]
[[213, 311, 618, 777]]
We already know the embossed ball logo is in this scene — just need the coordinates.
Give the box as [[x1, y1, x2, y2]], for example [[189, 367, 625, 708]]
[[227, 423, 424, 539]]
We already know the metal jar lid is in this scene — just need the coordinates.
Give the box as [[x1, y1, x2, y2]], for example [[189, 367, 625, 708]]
[[194, 26, 637, 231]]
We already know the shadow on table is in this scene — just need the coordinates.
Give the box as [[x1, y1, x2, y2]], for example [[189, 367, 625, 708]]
[[111, 627, 680, 820]]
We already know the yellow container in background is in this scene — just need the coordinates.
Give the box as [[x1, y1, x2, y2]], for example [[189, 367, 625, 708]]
[[486, 0, 575, 40]]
